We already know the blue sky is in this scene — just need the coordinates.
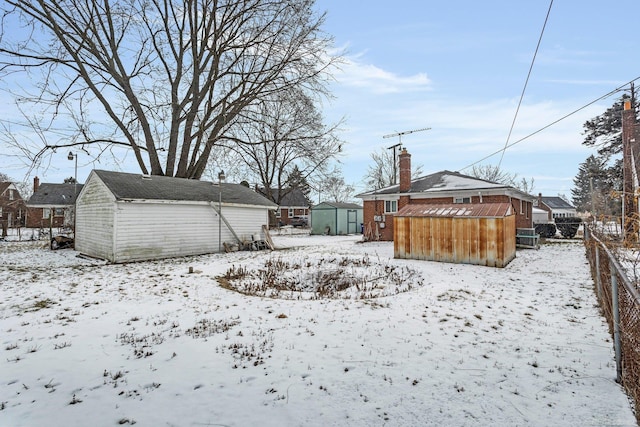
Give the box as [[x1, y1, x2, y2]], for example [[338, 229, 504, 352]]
[[314, 0, 640, 198], [1, 1, 639, 200]]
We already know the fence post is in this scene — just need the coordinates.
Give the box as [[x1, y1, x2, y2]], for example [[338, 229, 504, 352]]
[[609, 265, 623, 383], [594, 245, 602, 301]]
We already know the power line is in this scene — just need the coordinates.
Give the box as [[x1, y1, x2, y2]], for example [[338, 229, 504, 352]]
[[459, 75, 640, 172], [497, 0, 554, 169]]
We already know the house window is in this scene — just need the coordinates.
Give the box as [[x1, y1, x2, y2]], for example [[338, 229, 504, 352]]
[[55, 208, 64, 217], [43, 208, 51, 219], [454, 197, 471, 204], [9, 189, 14, 200], [288, 208, 294, 217], [0, 207, 2, 217], [275, 208, 281, 218], [384, 200, 397, 213]]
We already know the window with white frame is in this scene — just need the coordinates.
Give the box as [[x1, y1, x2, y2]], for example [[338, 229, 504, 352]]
[[288, 208, 294, 217], [0, 207, 2, 217], [43, 208, 51, 219], [275, 208, 281, 218], [384, 200, 397, 213], [453, 197, 471, 204], [9, 189, 14, 200]]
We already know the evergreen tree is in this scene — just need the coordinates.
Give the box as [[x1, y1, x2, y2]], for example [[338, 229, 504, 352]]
[[582, 94, 634, 161], [286, 165, 312, 204], [572, 155, 621, 216]]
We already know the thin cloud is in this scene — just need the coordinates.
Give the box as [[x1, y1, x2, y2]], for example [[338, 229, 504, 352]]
[[335, 54, 431, 94]]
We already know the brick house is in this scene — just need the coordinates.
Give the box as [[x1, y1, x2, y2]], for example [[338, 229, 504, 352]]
[[257, 187, 311, 227], [357, 149, 535, 241], [0, 181, 27, 235], [26, 177, 83, 229]]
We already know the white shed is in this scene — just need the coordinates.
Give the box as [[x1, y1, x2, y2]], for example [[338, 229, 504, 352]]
[[75, 170, 277, 263]]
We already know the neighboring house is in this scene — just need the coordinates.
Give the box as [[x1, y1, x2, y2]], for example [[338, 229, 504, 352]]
[[357, 149, 535, 241], [26, 177, 83, 229], [394, 203, 517, 267], [0, 181, 27, 234], [310, 202, 363, 235], [76, 170, 277, 263], [532, 206, 552, 224], [535, 194, 577, 219], [257, 187, 311, 227]]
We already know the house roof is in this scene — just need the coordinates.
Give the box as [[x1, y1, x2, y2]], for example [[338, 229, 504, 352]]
[[92, 170, 277, 208], [258, 187, 310, 207], [28, 183, 83, 207], [396, 203, 514, 218], [540, 196, 575, 210], [313, 202, 362, 210], [357, 170, 532, 200], [0, 182, 11, 194]]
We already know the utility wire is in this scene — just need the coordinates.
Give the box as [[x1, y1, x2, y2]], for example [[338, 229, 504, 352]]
[[459, 75, 640, 173], [497, 0, 554, 169]]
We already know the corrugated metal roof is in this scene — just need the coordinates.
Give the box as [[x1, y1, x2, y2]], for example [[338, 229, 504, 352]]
[[396, 203, 513, 218]]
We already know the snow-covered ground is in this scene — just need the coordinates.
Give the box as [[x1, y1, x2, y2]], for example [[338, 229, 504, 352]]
[[0, 233, 636, 426]]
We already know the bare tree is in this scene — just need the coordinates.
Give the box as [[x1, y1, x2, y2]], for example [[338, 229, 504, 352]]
[[0, 0, 340, 179], [364, 148, 423, 190], [218, 87, 343, 204], [309, 166, 354, 203], [470, 164, 534, 193]]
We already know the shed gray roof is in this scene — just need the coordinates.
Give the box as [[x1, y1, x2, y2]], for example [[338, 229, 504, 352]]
[[93, 170, 277, 208], [540, 196, 575, 210], [358, 170, 530, 199], [28, 183, 83, 207]]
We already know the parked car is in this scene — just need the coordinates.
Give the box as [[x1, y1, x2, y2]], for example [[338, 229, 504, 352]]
[[290, 216, 308, 227]]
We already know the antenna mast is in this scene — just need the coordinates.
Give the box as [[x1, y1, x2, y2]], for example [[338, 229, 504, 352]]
[[382, 127, 431, 184]]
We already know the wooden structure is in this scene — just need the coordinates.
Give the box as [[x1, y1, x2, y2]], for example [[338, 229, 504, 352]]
[[394, 203, 516, 268]]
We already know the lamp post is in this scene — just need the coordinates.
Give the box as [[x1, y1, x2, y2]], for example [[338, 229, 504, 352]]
[[67, 151, 78, 236], [218, 170, 225, 252]]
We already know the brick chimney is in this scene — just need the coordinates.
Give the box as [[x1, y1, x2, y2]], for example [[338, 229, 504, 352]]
[[399, 149, 411, 192], [33, 176, 40, 193]]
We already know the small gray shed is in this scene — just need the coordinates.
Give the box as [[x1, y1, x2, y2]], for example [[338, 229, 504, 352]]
[[310, 202, 363, 235], [75, 170, 277, 263]]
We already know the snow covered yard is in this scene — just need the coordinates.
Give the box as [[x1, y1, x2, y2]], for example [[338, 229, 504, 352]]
[[0, 235, 636, 426]]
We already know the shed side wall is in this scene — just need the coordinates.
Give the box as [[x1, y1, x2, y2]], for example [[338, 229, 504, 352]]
[[113, 203, 270, 263], [75, 176, 116, 261]]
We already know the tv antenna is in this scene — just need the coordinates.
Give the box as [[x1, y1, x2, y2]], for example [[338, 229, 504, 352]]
[[382, 127, 431, 184]]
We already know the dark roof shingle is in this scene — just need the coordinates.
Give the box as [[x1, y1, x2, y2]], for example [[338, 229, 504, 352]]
[[94, 170, 277, 208]]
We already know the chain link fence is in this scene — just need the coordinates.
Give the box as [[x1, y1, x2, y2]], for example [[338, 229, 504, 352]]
[[584, 224, 640, 424]]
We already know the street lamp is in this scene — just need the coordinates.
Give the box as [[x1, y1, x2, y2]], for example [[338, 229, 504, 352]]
[[218, 170, 225, 252], [68, 151, 78, 236]]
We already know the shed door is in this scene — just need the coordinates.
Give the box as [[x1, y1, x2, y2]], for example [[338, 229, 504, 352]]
[[347, 209, 357, 234]]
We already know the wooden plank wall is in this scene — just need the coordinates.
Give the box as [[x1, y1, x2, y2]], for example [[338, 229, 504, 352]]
[[394, 215, 516, 267]]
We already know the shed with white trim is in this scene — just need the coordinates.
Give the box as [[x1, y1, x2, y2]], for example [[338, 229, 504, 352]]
[[75, 170, 277, 263]]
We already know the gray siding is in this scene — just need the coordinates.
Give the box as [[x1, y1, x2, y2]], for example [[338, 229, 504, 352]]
[[75, 176, 116, 260]]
